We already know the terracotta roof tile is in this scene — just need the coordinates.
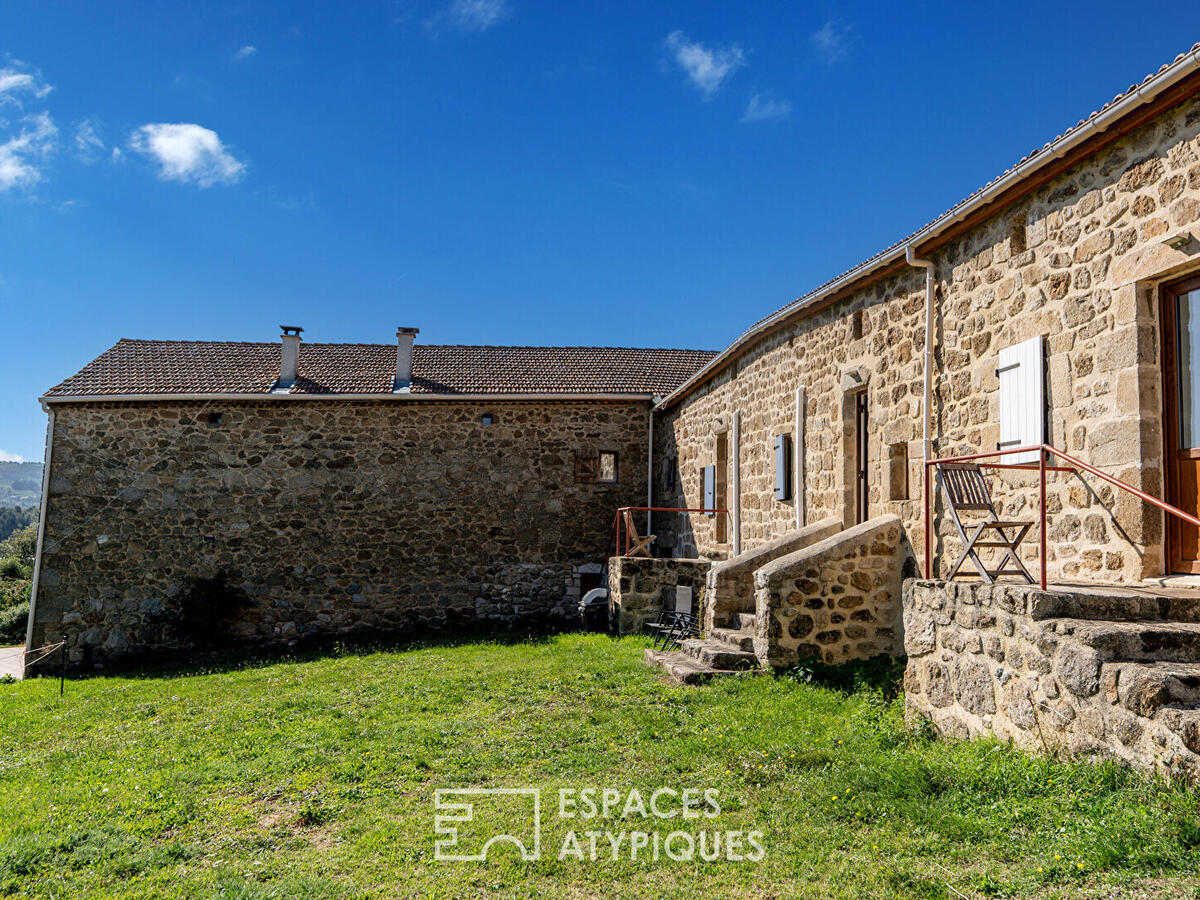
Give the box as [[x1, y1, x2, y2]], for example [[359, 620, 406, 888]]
[[44, 339, 718, 398]]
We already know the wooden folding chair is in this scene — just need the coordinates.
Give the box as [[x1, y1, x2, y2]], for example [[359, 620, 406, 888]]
[[936, 462, 1035, 584], [621, 509, 656, 558]]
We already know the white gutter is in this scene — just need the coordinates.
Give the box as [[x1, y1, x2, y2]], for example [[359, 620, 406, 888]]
[[906, 245, 937, 463], [656, 44, 1200, 410], [25, 409, 55, 655], [40, 391, 657, 404]]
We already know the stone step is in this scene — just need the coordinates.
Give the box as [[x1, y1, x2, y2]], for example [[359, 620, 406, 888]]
[[1030, 589, 1200, 623], [1109, 661, 1200, 717], [643, 648, 756, 686], [1046, 619, 1200, 663], [709, 627, 754, 651], [737, 613, 757, 632], [679, 638, 758, 670]]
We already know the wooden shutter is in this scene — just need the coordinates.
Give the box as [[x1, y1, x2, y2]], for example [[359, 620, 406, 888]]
[[998, 335, 1045, 464], [774, 434, 792, 500], [702, 465, 715, 515]]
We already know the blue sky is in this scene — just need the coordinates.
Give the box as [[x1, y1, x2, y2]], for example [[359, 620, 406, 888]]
[[2, 2, 1198, 462]]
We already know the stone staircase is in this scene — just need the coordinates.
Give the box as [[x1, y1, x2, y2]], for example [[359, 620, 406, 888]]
[[905, 581, 1200, 778], [644, 613, 760, 685]]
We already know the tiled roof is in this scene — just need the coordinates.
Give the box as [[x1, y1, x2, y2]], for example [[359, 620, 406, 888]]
[[43, 339, 719, 399]]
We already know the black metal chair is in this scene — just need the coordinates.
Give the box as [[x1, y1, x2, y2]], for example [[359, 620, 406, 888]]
[[649, 611, 699, 650]]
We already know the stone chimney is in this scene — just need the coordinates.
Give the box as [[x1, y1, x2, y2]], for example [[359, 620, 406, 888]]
[[394, 327, 419, 391], [276, 325, 303, 391]]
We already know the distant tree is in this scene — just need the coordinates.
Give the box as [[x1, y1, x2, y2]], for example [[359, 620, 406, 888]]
[[0, 507, 36, 544], [0, 523, 37, 566]]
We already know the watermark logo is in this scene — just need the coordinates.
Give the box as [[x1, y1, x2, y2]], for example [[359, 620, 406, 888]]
[[433, 787, 764, 863], [433, 788, 541, 861]]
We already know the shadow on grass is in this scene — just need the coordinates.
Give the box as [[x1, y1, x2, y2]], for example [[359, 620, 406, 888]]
[[780, 654, 906, 700], [33, 620, 620, 683]]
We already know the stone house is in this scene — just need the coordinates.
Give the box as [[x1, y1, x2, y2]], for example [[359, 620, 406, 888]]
[[632, 45, 1200, 776], [636, 44, 1200, 675], [25, 333, 714, 667]]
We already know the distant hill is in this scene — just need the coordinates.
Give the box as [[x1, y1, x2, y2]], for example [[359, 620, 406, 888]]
[[0, 461, 43, 507]]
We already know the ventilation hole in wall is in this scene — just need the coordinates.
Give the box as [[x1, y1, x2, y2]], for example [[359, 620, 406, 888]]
[[202, 412, 223, 426], [1009, 217, 1027, 255], [851, 310, 864, 341], [888, 442, 909, 501]]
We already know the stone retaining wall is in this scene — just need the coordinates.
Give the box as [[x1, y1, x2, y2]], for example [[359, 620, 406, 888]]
[[903, 579, 1200, 778], [30, 399, 650, 669], [703, 516, 841, 631], [753, 515, 908, 667], [607, 556, 711, 635]]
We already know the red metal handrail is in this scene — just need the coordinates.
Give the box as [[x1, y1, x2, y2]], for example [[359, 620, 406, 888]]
[[924, 444, 1200, 589], [609, 506, 729, 559]]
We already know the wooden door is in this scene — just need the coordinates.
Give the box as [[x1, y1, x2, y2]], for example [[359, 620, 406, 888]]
[[1163, 275, 1200, 573], [855, 390, 869, 524]]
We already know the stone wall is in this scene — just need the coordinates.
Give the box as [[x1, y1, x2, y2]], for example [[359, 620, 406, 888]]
[[753, 515, 908, 667], [654, 88, 1200, 583], [903, 579, 1200, 779], [606, 556, 711, 635], [30, 399, 650, 669], [703, 516, 841, 631]]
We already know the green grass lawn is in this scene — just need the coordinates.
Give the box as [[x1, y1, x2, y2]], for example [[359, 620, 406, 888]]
[[3, 634, 1200, 899]]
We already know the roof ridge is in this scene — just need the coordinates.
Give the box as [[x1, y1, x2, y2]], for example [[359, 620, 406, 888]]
[[110, 338, 718, 354]]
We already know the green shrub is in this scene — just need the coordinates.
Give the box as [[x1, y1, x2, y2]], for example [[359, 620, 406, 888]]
[[0, 555, 30, 580], [0, 578, 30, 611], [0, 601, 29, 644]]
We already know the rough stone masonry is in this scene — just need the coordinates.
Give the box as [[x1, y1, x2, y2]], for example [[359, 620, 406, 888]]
[[29, 399, 651, 666]]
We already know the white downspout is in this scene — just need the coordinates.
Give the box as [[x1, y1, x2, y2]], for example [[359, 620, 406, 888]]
[[906, 245, 936, 463], [794, 386, 807, 530], [25, 406, 55, 654], [731, 410, 742, 556], [646, 406, 654, 538]]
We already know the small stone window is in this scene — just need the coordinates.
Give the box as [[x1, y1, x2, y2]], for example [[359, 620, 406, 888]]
[[887, 442, 909, 501], [1009, 216, 1027, 255], [597, 451, 618, 484], [850, 309, 864, 341], [480, 413, 495, 426], [202, 412, 223, 426], [576, 451, 618, 484]]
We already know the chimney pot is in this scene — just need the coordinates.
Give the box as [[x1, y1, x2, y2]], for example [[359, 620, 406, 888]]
[[276, 325, 303, 391], [394, 327, 419, 391]]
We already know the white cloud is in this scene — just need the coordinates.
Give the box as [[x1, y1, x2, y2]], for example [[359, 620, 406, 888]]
[[233, 45, 257, 61], [664, 31, 746, 99], [0, 112, 58, 192], [0, 65, 52, 106], [448, 0, 509, 31], [128, 123, 245, 187], [741, 94, 792, 123], [0, 450, 24, 462], [811, 20, 851, 65], [74, 118, 104, 162]]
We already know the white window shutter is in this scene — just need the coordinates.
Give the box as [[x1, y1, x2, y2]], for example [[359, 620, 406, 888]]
[[997, 335, 1045, 465], [702, 465, 715, 516]]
